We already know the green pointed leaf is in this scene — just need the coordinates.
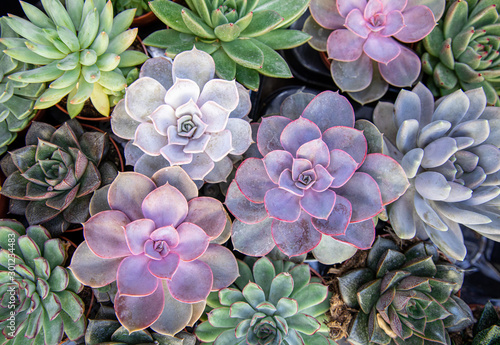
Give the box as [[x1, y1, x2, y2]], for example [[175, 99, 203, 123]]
[[4, 15, 52, 46], [143, 29, 196, 49], [219, 288, 245, 306], [444, 0, 468, 39], [20, 1, 56, 30], [181, 8, 216, 39], [250, 38, 292, 78], [255, 29, 310, 49], [60, 311, 85, 341], [44, 238, 66, 269], [214, 23, 241, 42], [109, 9, 136, 40], [433, 62, 459, 89], [4, 47, 54, 65], [276, 297, 298, 318], [439, 38, 455, 70], [467, 4, 499, 28], [57, 52, 80, 71], [106, 29, 138, 55], [9, 61, 64, 83], [268, 272, 294, 305], [234, 11, 253, 31], [423, 25, 445, 58], [235, 64, 260, 90], [34, 257, 51, 280], [229, 301, 255, 319], [234, 259, 254, 290], [240, 10, 283, 37], [117, 50, 148, 68], [252, 257, 275, 298], [242, 282, 265, 308], [18, 235, 42, 270], [42, 310, 64, 344], [56, 290, 84, 322], [291, 283, 327, 312], [149, 0, 193, 34], [253, 0, 309, 28], [222, 38, 263, 69], [47, 266, 69, 292], [208, 307, 241, 328], [57, 25, 80, 52], [286, 313, 321, 335], [98, 70, 127, 91], [195, 320, 227, 342], [455, 62, 485, 83], [212, 48, 236, 80], [191, 0, 212, 26], [357, 279, 381, 314], [66, 0, 84, 29], [401, 256, 437, 277], [98, 0, 113, 35], [41, 0, 76, 34]]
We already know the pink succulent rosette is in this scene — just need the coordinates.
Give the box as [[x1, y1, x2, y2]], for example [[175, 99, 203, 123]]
[[70, 167, 238, 335], [225, 91, 409, 264], [111, 47, 252, 183], [306, 0, 445, 104]]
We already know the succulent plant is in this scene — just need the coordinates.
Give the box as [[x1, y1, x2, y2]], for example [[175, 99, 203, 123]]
[[373, 83, 500, 261], [303, 0, 444, 104], [3, 0, 148, 118], [111, 47, 252, 184], [113, 0, 150, 17], [338, 236, 474, 345], [421, 0, 500, 106], [471, 301, 500, 345], [0, 219, 86, 345], [70, 167, 239, 335], [225, 90, 409, 264], [196, 256, 334, 344], [143, 0, 312, 90], [0, 120, 118, 235], [86, 305, 197, 345], [0, 18, 45, 156]]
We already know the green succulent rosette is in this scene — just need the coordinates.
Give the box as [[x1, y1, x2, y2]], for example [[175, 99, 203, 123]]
[[2, 0, 148, 118], [0, 120, 118, 235], [0, 18, 45, 156], [338, 237, 474, 345], [422, 0, 500, 105], [195, 256, 335, 345], [0, 219, 86, 345], [471, 301, 500, 345], [144, 0, 311, 90], [112, 0, 150, 17]]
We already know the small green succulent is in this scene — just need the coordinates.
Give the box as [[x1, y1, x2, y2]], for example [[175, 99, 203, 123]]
[[422, 0, 500, 105], [471, 301, 500, 345], [3, 0, 148, 118], [338, 237, 474, 345], [143, 0, 311, 90], [195, 256, 335, 345], [0, 219, 86, 345], [0, 18, 45, 156]]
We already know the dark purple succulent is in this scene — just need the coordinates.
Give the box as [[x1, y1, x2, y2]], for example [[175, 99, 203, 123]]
[[226, 91, 409, 263]]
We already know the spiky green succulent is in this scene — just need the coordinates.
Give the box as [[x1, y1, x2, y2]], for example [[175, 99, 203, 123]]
[[0, 120, 118, 236], [0, 18, 45, 156], [143, 0, 311, 90], [0, 219, 86, 345], [338, 237, 474, 345], [471, 301, 500, 345], [195, 257, 335, 345], [2, 0, 148, 118], [422, 0, 500, 106]]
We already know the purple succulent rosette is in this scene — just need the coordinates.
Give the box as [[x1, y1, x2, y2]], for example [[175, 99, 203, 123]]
[[70, 167, 238, 335], [111, 47, 252, 184], [305, 0, 445, 104], [225, 91, 409, 264]]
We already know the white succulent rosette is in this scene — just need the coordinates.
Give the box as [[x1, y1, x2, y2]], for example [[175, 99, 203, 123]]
[[111, 48, 252, 183]]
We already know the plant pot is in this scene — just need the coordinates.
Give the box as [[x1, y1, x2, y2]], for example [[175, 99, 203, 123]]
[[131, 10, 158, 27]]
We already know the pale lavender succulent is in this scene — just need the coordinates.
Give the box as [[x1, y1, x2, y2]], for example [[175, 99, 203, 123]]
[[225, 91, 409, 264], [374, 83, 500, 261], [70, 167, 238, 335], [111, 47, 252, 183], [305, 0, 445, 104]]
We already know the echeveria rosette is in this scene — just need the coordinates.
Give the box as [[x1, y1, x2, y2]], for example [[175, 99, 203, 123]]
[[196, 256, 334, 345], [373, 83, 500, 261], [111, 47, 252, 184], [0, 120, 117, 236], [338, 237, 474, 345], [143, 0, 311, 90], [0, 17, 45, 156], [70, 168, 239, 335], [3, 0, 148, 118], [304, 0, 445, 104], [421, 0, 500, 106], [225, 91, 409, 264], [0, 219, 86, 345]]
